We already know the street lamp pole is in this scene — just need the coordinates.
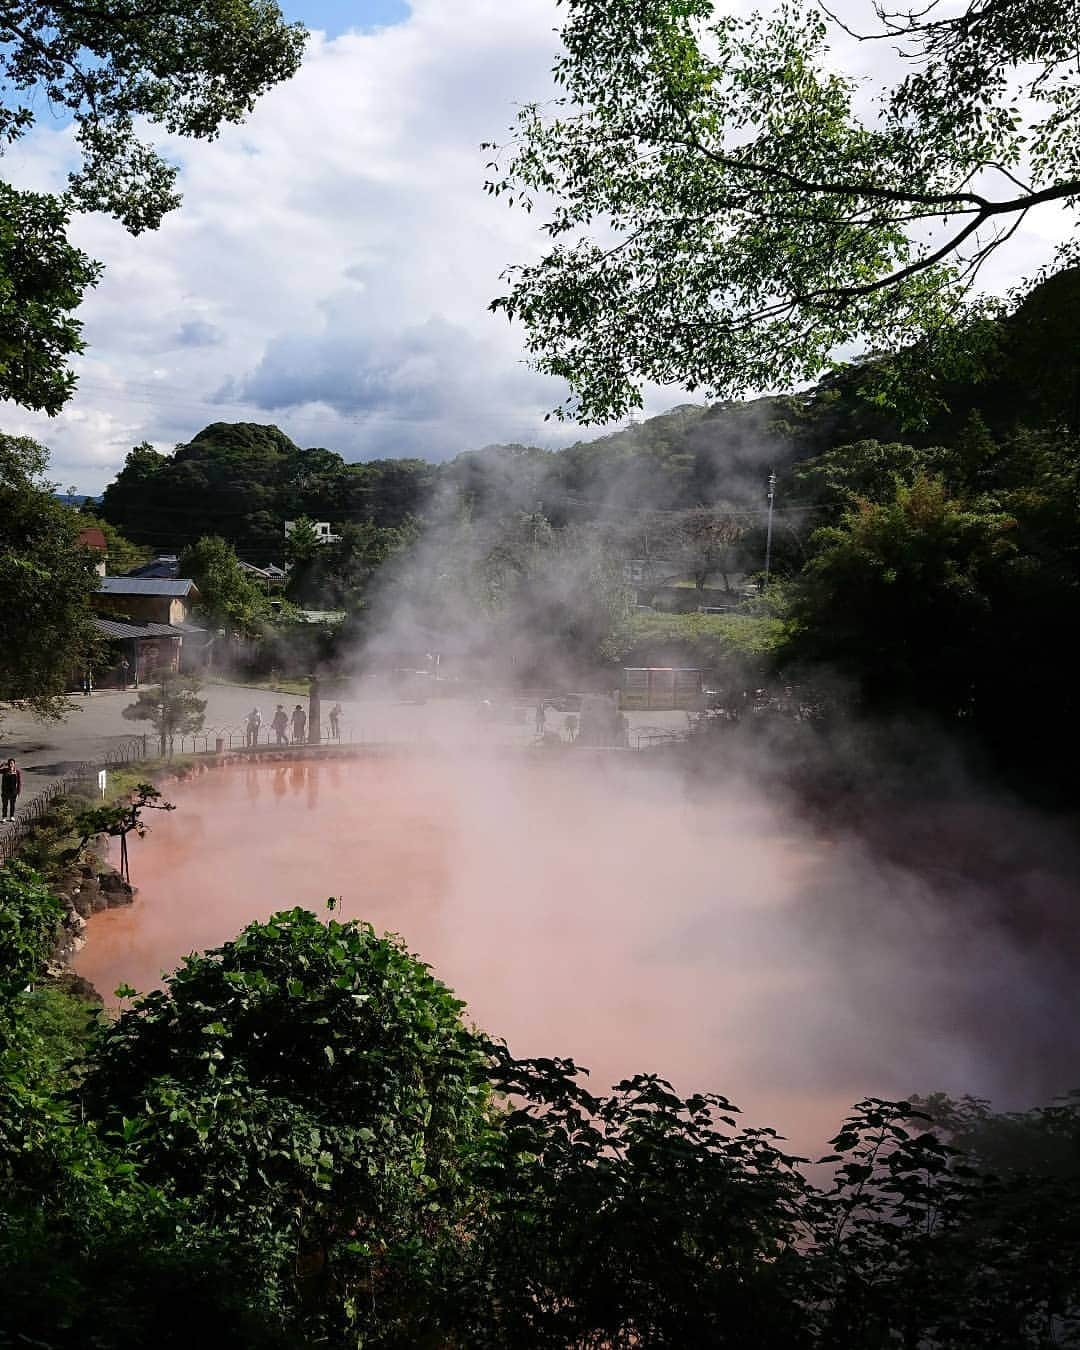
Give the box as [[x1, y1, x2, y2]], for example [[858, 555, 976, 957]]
[[763, 471, 777, 587]]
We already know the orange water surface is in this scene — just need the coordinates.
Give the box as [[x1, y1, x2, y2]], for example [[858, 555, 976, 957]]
[[74, 753, 1080, 1150]]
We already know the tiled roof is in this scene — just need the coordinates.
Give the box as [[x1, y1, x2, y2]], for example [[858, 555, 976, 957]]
[[97, 577, 198, 597], [92, 618, 184, 641], [77, 526, 107, 551]]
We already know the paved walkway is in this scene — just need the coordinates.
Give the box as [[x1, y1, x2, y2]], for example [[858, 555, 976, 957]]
[[1, 683, 692, 810]]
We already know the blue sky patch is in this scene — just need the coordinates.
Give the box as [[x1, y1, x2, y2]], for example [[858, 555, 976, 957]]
[[283, 0, 410, 37]]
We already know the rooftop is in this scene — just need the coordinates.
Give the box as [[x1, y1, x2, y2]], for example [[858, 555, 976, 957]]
[[125, 556, 180, 579], [92, 617, 184, 641], [76, 526, 107, 552], [97, 577, 199, 598]]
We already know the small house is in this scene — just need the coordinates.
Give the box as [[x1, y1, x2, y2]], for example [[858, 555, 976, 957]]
[[285, 520, 340, 544], [76, 526, 108, 577], [92, 577, 200, 627], [90, 618, 183, 685]]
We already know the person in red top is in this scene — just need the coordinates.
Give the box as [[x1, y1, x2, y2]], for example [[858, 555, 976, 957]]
[[1, 758, 21, 820]]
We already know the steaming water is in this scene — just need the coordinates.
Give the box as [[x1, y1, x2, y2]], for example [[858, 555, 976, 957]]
[[74, 753, 1080, 1150]]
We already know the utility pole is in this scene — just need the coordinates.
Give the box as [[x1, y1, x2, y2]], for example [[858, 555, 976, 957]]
[[763, 471, 777, 587]]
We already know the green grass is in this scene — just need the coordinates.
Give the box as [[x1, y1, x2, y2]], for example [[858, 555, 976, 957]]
[[612, 611, 788, 669], [10, 759, 189, 874], [208, 674, 350, 698], [95, 759, 193, 802]]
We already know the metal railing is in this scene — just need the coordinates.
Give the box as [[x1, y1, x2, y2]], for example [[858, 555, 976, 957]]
[[0, 737, 148, 862], [167, 721, 359, 755]]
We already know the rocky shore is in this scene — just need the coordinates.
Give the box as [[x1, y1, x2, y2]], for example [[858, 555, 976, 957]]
[[49, 852, 136, 974]]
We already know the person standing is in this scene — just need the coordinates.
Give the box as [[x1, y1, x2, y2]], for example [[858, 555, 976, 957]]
[[535, 700, 547, 735], [329, 703, 342, 739], [1, 759, 21, 821], [291, 704, 307, 744], [271, 704, 288, 745], [245, 706, 262, 748], [120, 657, 130, 690]]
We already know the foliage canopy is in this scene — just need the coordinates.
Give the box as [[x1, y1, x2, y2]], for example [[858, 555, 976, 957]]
[[0, 1, 304, 410], [487, 0, 1080, 422], [122, 674, 207, 755], [180, 534, 271, 635], [0, 434, 102, 722]]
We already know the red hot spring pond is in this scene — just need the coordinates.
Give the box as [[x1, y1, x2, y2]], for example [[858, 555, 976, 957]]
[[74, 752, 1080, 1151]]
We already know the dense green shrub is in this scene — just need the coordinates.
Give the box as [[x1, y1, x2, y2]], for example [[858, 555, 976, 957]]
[[0, 862, 63, 1028], [82, 907, 496, 1345], [1, 879, 1077, 1348]]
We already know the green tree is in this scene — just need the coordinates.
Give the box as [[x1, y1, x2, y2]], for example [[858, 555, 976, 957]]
[[97, 424, 424, 557], [81, 907, 495, 1346], [456, 1056, 810, 1349], [0, 185, 102, 411], [280, 520, 413, 611], [0, 434, 102, 724], [121, 674, 207, 756], [1, 3, 305, 410], [496, 523, 632, 673], [180, 535, 271, 636], [793, 440, 954, 518], [453, 1062, 1080, 1349], [72, 784, 175, 883], [0, 862, 63, 1032], [487, 0, 1080, 422], [672, 506, 749, 594], [789, 473, 1014, 716], [76, 509, 150, 574], [283, 515, 324, 604], [324, 520, 413, 607]]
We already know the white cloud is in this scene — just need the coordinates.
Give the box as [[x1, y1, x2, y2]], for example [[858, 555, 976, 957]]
[[0, 2, 599, 491], [0, 0, 1073, 493]]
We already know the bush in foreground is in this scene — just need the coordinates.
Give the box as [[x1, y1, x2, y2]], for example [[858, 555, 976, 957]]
[[1, 875, 1078, 1348]]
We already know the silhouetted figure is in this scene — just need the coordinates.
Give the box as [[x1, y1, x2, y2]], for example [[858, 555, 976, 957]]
[[329, 703, 342, 739], [535, 701, 547, 735], [1, 758, 21, 820], [291, 704, 307, 744], [82, 669, 93, 696], [120, 658, 130, 689], [245, 707, 262, 747], [271, 705, 289, 745]]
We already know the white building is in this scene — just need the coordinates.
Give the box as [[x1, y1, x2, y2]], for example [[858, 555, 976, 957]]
[[284, 520, 340, 544]]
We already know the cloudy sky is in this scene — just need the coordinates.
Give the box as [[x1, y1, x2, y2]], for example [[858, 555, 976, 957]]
[[0, 0, 1070, 493]]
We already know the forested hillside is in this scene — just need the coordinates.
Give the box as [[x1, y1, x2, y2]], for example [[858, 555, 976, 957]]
[[97, 269, 1080, 557], [98, 423, 434, 558]]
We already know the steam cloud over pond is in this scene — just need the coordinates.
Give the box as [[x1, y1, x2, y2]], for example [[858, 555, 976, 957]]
[[75, 754, 1080, 1149]]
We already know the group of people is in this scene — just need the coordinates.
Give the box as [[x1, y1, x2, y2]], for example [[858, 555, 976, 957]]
[[244, 703, 344, 747]]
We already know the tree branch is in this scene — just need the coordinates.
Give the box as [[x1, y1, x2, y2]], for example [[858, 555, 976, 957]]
[[679, 125, 1080, 219]]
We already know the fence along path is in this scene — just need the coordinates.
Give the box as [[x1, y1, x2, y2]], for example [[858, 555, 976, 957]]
[[168, 718, 358, 755], [0, 736, 148, 863]]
